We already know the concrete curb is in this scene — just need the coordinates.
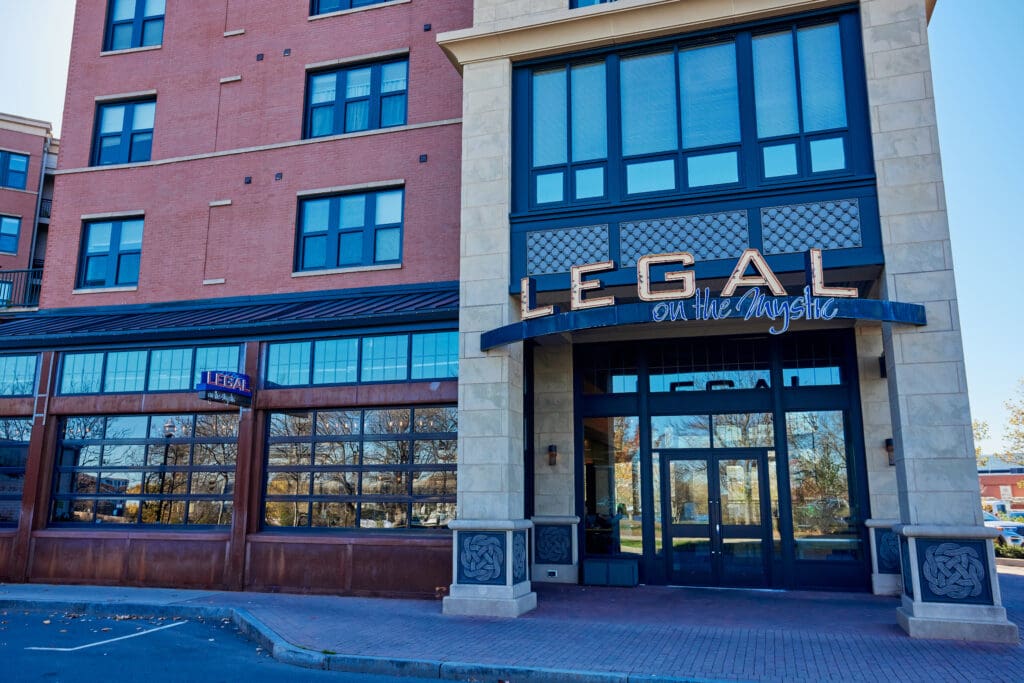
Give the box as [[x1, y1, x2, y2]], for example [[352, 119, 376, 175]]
[[0, 596, 734, 683], [996, 557, 1024, 567]]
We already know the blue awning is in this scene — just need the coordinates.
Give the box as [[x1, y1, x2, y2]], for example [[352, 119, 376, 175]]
[[0, 282, 459, 349]]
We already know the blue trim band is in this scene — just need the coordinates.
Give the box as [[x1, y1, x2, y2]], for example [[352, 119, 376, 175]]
[[479, 296, 926, 350]]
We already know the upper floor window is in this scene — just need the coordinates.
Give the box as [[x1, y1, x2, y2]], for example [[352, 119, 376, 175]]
[[77, 218, 143, 289], [311, 0, 391, 15], [518, 16, 860, 210], [297, 188, 403, 271], [0, 151, 28, 190], [105, 0, 165, 51], [0, 354, 37, 396], [0, 216, 20, 253], [93, 99, 155, 166], [60, 344, 241, 395], [304, 60, 408, 138]]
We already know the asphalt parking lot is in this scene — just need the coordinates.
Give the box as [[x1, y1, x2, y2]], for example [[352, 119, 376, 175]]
[[1, 608, 436, 683]]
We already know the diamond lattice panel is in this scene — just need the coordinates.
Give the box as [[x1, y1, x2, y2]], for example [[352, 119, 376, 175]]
[[619, 211, 749, 267], [761, 199, 862, 254], [526, 225, 610, 275]]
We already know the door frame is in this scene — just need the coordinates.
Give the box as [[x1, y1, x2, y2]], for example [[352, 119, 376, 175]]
[[658, 448, 772, 587]]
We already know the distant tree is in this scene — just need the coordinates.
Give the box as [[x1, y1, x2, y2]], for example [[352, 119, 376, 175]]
[[1002, 381, 1024, 468], [974, 419, 991, 467]]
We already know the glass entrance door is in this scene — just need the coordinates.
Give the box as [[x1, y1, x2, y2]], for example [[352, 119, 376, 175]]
[[660, 450, 770, 587]]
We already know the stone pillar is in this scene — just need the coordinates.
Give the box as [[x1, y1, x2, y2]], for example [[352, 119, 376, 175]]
[[861, 0, 1016, 640], [857, 326, 900, 595], [443, 58, 536, 617], [531, 343, 580, 583]]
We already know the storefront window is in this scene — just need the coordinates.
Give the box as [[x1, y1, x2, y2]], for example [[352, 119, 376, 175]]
[[583, 416, 642, 555], [51, 413, 238, 527], [785, 410, 860, 561], [264, 406, 456, 530], [0, 418, 32, 526], [649, 339, 771, 392]]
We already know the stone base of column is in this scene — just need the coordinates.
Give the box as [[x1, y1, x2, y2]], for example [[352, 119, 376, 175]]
[[894, 524, 1018, 643], [531, 515, 579, 584], [866, 519, 902, 596], [443, 520, 537, 618]]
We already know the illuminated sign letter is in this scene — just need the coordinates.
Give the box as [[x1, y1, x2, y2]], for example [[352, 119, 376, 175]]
[[721, 248, 786, 297], [520, 277, 557, 320], [571, 261, 616, 310], [637, 252, 696, 302], [808, 248, 858, 298]]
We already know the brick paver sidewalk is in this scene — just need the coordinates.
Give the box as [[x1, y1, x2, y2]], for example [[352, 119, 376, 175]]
[[3, 568, 1022, 682]]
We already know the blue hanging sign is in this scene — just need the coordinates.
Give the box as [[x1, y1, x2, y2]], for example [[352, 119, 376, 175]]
[[196, 370, 252, 408]]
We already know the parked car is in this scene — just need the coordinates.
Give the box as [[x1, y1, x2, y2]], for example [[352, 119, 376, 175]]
[[984, 512, 1024, 540], [996, 528, 1024, 547]]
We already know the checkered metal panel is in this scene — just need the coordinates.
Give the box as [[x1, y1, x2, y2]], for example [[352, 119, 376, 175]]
[[526, 225, 610, 275], [761, 199, 862, 255], [619, 211, 749, 267]]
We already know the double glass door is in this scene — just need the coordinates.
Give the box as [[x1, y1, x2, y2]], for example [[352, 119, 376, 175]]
[[660, 449, 770, 587]]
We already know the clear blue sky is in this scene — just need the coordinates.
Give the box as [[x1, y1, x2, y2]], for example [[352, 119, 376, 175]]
[[0, 1, 1020, 451]]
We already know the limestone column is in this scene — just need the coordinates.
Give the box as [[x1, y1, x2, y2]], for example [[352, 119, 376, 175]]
[[862, 0, 1016, 641], [443, 58, 536, 617], [531, 343, 580, 584]]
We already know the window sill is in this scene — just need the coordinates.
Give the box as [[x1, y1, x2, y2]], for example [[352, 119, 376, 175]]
[[99, 44, 162, 57], [0, 250, 17, 256], [292, 263, 401, 278], [308, 0, 410, 22], [72, 285, 138, 295]]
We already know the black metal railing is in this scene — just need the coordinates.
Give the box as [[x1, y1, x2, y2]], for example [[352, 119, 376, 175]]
[[39, 198, 52, 219], [0, 268, 42, 308]]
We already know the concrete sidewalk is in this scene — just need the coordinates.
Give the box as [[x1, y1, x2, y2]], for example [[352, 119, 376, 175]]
[[3, 569, 1023, 683]]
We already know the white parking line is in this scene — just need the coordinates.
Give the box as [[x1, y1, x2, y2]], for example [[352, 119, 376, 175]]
[[25, 619, 189, 652]]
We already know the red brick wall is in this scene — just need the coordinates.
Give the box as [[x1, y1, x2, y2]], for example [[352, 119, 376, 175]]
[[46, 0, 471, 308], [0, 126, 46, 270]]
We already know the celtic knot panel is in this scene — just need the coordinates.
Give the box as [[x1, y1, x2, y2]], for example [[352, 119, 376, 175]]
[[917, 539, 992, 605], [458, 532, 506, 586], [761, 199, 862, 255], [526, 225, 609, 275], [875, 528, 901, 575], [512, 531, 528, 584], [535, 525, 573, 565], [619, 212, 749, 267]]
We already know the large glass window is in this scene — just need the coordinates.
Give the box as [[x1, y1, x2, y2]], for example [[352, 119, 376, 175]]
[[583, 416, 643, 556], [305, 60, 407, 139], [0, 354, 37, 396], [785, 411, 860, 561], [0, 215, 20, 253], [264, 331, 457, 387], [105, 0, 164, 51], [520, 16, 857, 208], [297, 188, 403, 271], [60, 345, 241, 395], [0, 418, 32, 527], [649, 338, 771, 392], [0, 151, 29, 190], [92, 99, 155, 165], [78, 218, 143, 288], [51, 413, 237, 527], [264, 406, 456, 530]]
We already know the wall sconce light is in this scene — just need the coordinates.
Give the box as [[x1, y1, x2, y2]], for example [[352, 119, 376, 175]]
[[885, 438, 895, 466], [548, 444, 558, 467]]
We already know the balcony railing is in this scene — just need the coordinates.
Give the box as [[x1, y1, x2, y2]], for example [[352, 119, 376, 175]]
[[40, 198, 52, 219], [0, 268, 42, 308]]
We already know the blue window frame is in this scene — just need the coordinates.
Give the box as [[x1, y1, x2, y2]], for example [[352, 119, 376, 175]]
[[0, 354, 37, 396], [0, 151, 28, 189], [78, 218, 144, 288], [570, 0, 616, 7], [311, 0, 391, 15], [265, 330, 458, 388], [0, 215, 20, 253], [92, 99, 156, 166], [105, 0, 165, 51], [516, 13, 865, 211], [60, 345, 241, 395], [304, 60, 408, 139], [297, 188, 403, 271]]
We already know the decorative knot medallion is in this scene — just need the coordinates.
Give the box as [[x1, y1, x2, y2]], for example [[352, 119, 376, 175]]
[[537, 526, 571, 564], [923, 542, 984, 600], [461, 534, 504, 582], [879, 530, 900, 572], [512, 532, 527, 583]]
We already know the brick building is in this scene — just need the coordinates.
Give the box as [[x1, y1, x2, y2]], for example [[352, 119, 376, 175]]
[[0, 0, 1013, 642]]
